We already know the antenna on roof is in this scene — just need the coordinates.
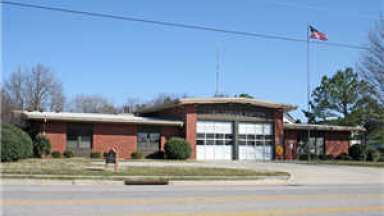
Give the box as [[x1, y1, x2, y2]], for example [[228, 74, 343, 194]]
[[214, 45, 221, 97]]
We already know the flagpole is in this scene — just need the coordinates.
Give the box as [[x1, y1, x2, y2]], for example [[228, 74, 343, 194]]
[[306, 25, 311, 161]]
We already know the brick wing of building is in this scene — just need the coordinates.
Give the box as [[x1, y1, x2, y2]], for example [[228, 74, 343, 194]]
[[20, 97, 365, 160]]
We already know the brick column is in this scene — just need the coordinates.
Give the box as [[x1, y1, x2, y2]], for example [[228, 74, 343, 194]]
[[273, 108, 284, 160], [93, 124, 137, 159], [160, 126, 183, 151], [284, 130, 297, 160], [44, 122, 67, 153], [184, 105, 197, 159]]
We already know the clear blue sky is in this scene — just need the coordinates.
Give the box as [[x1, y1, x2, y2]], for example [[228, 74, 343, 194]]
[[2, 0, 383, 119]]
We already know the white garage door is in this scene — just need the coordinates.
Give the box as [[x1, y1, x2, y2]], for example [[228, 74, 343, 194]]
[[238, 123, 273, 160], [196, 121, 233, 160]]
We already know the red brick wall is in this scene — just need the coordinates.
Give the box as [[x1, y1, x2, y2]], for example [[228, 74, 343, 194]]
[[284, 130, 298, 160], [143, 105, 197, 159], [184, 105, 197, 159], [273, 108, 284, 160], [160, 126, 183, 150], [93, 124, 137, 159], [43, 121, 67, 153], [325, 131, 351, 157]]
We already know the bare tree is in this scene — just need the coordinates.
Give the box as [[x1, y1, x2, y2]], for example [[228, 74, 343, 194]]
[[69, 95, 117, 114], [1, 88, 16, 123], [4, 64, 65, 112], [50, 82, 66, 112], [4, 67, 27, 110], [25, 64, 61, 111], [149, 93, 177, 107], [359, 18, 384, 104], [121, 97, 141, 113]]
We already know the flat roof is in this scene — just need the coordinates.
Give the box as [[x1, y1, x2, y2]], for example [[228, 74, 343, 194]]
[[21, 111, 184, 126], [138, 97, 297, 113], [284, 123, 365, 132]]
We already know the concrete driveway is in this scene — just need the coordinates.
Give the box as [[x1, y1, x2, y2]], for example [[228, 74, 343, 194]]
[[113, 160, 384, 185], [236, 161, 384, 185]]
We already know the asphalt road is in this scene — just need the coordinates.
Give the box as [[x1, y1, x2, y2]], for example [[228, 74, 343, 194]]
[[2, 183, 384, 216]]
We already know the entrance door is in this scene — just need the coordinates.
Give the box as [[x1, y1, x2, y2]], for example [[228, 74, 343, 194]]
[[238, 123, 273, 160], [196, 121, 233, 160]]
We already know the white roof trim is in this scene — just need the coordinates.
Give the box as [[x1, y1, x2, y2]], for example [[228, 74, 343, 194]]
[[138, 97, 297, 113], [21, 111, 184, 126]]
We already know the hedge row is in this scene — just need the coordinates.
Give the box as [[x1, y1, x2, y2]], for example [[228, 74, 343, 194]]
[[298, 144, 382, 162]]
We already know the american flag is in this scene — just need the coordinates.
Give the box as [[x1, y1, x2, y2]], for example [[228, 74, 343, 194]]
[[309, 25, 327, 41]]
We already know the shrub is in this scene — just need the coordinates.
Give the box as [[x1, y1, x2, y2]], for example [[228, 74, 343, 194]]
[[298, 153, 317, 160], [164, 137, 192, 160], [90, 152, 101, 159], [335, 153, 352, 160], [131, 151, 144, 159], [325, 154, 334, 160], [298, 154, 308, 160], [349, 144, 364, 160], [318, 154, 328, 160], [1, 124, 33, 162], [146, 150, 165, 159], [33, 135, 51, 158], [379, 155, 384, 162], [367, 149, 381, 162], [51, 151, 62, 158], [63, 150, 74, 158]]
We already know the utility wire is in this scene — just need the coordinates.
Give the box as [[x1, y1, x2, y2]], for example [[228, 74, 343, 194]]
[[1, 0, 368, 50]]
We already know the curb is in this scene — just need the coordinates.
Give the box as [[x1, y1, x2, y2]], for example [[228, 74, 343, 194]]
[[0, 179, 125, 186], [169, 179, 288, 186], [1, 176, 290, 186]]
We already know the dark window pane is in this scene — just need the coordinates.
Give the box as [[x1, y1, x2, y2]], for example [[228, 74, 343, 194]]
[[225, 134, 233, 139], [216, 134, 224, 139], [247, 134, 255, 140], [196, 140, 204, 145], [248, 140, 256, 146], [216, 140, 224, 145], [238, 135, 246, 140], [225, 140, 233, 146], [197, 133, 205, 139], [206, 134, 214, 139], [239, 140, 246, 145], [256, 135, 264, 139], [206, 140, 214, 145], [256, 141, 263, 146], [265, 135, 274, 140]]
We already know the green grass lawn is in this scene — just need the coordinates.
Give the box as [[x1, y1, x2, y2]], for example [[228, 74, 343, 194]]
[[295, 160, 384, 168], [1, 158, 289, 181]]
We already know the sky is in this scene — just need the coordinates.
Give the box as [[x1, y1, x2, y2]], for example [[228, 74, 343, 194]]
[[2, 0, 383, 119]]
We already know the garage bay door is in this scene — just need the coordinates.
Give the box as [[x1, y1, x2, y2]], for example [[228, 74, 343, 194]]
[[196, 121, 233, 160], [238, 123, 273, 160]]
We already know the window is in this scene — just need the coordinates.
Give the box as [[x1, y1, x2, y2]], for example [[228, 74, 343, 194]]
[[238, 123, 274, 147], [66, 125, 93, 156], [298, 133, 325, 156], [137, 132, 160, 156], [196, 122, 233, 146]]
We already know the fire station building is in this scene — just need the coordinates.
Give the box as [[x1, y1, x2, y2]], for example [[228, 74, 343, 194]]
[[21, 97, 365, 160]]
